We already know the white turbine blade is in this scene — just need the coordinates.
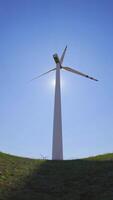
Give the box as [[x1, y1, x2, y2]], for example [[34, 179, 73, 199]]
[[62, 66, 98, 81], [30, 68, 56, 82], [60, 46, 67, 64]]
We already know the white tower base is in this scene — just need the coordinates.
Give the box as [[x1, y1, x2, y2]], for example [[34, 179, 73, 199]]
[[52, 63, 63, 160]]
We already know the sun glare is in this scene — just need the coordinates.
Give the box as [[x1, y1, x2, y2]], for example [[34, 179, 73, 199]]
[[51, 79, 56, 87], [50, 76, 65, 90]]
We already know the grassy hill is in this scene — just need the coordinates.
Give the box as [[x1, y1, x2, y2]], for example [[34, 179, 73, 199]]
[[0, 152, 113, 200]]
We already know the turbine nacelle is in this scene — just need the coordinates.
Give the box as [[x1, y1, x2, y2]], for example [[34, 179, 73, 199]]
[[53, 54, 60, 64]]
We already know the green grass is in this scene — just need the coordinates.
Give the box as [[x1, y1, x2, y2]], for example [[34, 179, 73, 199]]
[[0, 152, 113, 200]]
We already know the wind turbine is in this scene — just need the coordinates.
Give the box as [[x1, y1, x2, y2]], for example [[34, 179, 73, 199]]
[[31, 46, 98, 160]]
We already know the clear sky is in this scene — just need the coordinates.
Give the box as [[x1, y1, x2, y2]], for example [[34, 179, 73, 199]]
[[0, 0, 113, 159]]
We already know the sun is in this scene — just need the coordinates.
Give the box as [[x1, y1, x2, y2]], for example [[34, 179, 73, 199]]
[[51, 78, 56, 87], [50, 76, 65, 89]]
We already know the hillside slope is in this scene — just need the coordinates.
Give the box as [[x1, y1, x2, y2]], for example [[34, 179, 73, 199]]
[[0, 152, 113, 200]]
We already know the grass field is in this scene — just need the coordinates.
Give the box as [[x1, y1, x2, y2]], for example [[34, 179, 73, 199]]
[[0, 152, 113, 200]]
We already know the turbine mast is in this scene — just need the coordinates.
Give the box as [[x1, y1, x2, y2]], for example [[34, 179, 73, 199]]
[[52, 62, 63, 160]]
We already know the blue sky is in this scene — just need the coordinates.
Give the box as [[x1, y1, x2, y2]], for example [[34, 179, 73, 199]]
[[0, 0, 113, 159]]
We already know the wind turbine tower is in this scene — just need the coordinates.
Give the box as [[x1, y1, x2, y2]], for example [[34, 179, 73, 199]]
[[31, 46, 98, 160]]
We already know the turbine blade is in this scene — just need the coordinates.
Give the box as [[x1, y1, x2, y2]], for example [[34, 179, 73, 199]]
[[62, 66, 98, 81], [30, 68, 56, 82], [60, 46, 67, 64]]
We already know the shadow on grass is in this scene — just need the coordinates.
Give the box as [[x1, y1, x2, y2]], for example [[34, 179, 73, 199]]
[[4, 159, 113, 200]]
